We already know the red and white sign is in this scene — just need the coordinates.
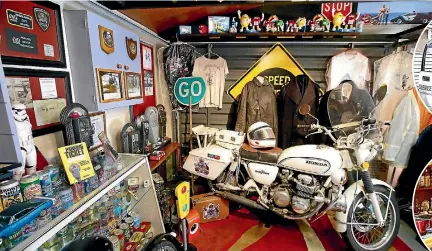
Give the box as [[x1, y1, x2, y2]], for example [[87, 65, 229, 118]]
[[321, 2, 353, 20]]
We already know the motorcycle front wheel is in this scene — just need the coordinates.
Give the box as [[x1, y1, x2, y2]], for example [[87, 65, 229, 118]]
[[343, 185, 400, 251]]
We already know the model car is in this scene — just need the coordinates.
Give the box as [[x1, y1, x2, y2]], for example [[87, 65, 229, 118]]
[[149, 151, 166, 161], [391, 12, 432, 24]]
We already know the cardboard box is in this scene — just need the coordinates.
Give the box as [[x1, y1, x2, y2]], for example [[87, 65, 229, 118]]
[[191, 193, 229, 223]]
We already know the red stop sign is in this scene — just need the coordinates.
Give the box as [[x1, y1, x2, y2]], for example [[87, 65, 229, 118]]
[[321, 2, 353, 20]]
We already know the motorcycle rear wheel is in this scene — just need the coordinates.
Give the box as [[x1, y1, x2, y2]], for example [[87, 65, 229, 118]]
[[342, 185, 400, 251]]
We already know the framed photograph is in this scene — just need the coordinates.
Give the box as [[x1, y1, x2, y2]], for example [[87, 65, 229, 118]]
[[89, 112, 106, 151], [142, 44, 153, 71], [4, 68, 72, 137], [0, 1, 66, 67], [125, 72, 142, 99], [96, 68, 124, 103]]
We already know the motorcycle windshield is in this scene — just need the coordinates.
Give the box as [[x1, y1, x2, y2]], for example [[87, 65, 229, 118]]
[[326, 82, 374, 128]]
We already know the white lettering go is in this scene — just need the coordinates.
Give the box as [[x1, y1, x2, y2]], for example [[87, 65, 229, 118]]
[[190, 81, 202, 97], [179, 81, 189, 98]]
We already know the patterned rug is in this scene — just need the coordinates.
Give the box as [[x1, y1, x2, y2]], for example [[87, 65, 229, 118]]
[[189, 208, 411, 251]]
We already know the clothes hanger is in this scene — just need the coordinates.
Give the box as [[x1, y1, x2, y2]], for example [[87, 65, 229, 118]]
[[204, 44, 220, 59]]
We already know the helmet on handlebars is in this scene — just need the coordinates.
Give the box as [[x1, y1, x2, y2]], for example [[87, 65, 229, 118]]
[[247, 122, 276, 149]]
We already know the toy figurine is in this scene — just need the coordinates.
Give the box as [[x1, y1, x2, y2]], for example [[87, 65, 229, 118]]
[[344, 13, 360, 31], [308, 19, 317, 32], [11, 102, 36, 180], [296, 17, 307, 32], [237, 10, 251, 32], [356, 17, 365, 32], [331, 8, 346, 31], [312, 14, 325, 31], [322, 19, 331, 32], [199, 24, 208, 34], [276, 19, 284, 32], [229, 17, 238, 33], [263, 20, 272, 32], [271, 24, 278, 33], [251, 13, 264, 31], [286, 20, 296, 32]]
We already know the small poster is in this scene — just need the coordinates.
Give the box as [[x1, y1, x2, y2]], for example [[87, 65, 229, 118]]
[[144, 71, 154, 96], [6, 77, 33, 108], [33, 98, 66, 126], [58, 142, 95, 185], [39, 78, 57, 99], [142, 46, 153, 70]]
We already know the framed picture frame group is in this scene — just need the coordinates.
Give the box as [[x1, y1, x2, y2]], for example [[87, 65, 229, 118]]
[[96, 68, 142, 103]]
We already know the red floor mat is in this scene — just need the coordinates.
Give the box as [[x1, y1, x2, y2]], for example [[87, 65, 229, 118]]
[[189, 208, 412, 251]]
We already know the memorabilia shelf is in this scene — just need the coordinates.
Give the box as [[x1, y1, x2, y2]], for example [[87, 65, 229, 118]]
[[12, 154, 164, 251], [178, 32, 361, 42]]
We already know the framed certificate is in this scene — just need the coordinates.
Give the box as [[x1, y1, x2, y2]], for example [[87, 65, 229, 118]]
[[4, 68, 72, 136], [0, 1, 66, 67]]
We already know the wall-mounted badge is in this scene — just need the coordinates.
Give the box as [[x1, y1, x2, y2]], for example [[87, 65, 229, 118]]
[[126, 37, 137, 60], [98, 25, 114, 54], [34, 7, 50, 32]]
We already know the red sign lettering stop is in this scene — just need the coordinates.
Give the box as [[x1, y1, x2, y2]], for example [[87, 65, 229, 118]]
[[321, 2, 353, 20]]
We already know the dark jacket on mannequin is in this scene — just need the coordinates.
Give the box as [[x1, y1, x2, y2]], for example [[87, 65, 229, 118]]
[[278, 75, 319, 149], [235, 77, 278, 138]]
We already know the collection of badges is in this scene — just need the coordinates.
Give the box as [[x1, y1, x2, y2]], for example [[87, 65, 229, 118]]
[[98, 25, 138, 60]]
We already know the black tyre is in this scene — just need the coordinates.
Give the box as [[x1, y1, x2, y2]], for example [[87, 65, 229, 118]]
[[343, 185, 400, 251], [148, 240, 178, 251]]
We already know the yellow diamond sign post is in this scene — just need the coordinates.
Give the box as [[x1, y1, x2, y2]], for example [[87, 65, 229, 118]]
[[227, 42, 312, 101]]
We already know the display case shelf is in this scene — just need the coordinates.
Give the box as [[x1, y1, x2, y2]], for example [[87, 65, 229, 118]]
[[13, 154, 146, 251]]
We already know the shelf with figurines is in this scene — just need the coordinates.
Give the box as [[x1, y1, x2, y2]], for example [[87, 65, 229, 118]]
[[177, 12, 362, 42]]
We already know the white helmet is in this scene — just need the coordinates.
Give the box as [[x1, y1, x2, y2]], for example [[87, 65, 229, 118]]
[[247, 122, 276, 149]]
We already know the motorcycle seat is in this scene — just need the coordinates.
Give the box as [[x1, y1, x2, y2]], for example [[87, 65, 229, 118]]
[[240, 144, 282, 163]]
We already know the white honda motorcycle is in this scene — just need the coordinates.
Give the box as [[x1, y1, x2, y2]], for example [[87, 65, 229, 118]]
[[183, 83, 399, 251]]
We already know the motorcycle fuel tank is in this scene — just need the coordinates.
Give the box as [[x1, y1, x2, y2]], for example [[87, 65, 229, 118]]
[[247, 163, 278, 186], [183, 145, 233, 180], [277, 145, 342, 176]]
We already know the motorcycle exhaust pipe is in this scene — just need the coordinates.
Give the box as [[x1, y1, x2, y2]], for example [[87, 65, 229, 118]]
[[215, 191, 267, 211]]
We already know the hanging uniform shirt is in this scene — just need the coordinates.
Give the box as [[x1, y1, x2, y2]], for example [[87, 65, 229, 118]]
[[382, 90, 420, 169], [192, 56, 229, 109], [373, 51, 413, 124], [325, 50, 371, 91]]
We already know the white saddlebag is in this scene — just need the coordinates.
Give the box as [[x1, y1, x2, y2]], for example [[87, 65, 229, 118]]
[[183, 145, 233, 180], [215, 130, 245, 151]]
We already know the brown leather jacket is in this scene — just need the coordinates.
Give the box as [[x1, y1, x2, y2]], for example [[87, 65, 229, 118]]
[[235, 77, 278, 138]]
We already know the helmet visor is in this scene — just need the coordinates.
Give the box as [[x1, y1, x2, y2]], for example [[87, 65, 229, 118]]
[[253, 127, 275, 140]]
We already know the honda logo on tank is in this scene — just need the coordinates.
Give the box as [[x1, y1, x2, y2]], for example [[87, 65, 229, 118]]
[[321, 2, 353, 20]]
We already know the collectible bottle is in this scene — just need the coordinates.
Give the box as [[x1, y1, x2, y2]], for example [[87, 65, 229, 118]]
[[426, 167, 431, 187]]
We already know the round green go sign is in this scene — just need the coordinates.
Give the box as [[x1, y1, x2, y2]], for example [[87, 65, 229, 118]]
[[174, 77, 206, 106]]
